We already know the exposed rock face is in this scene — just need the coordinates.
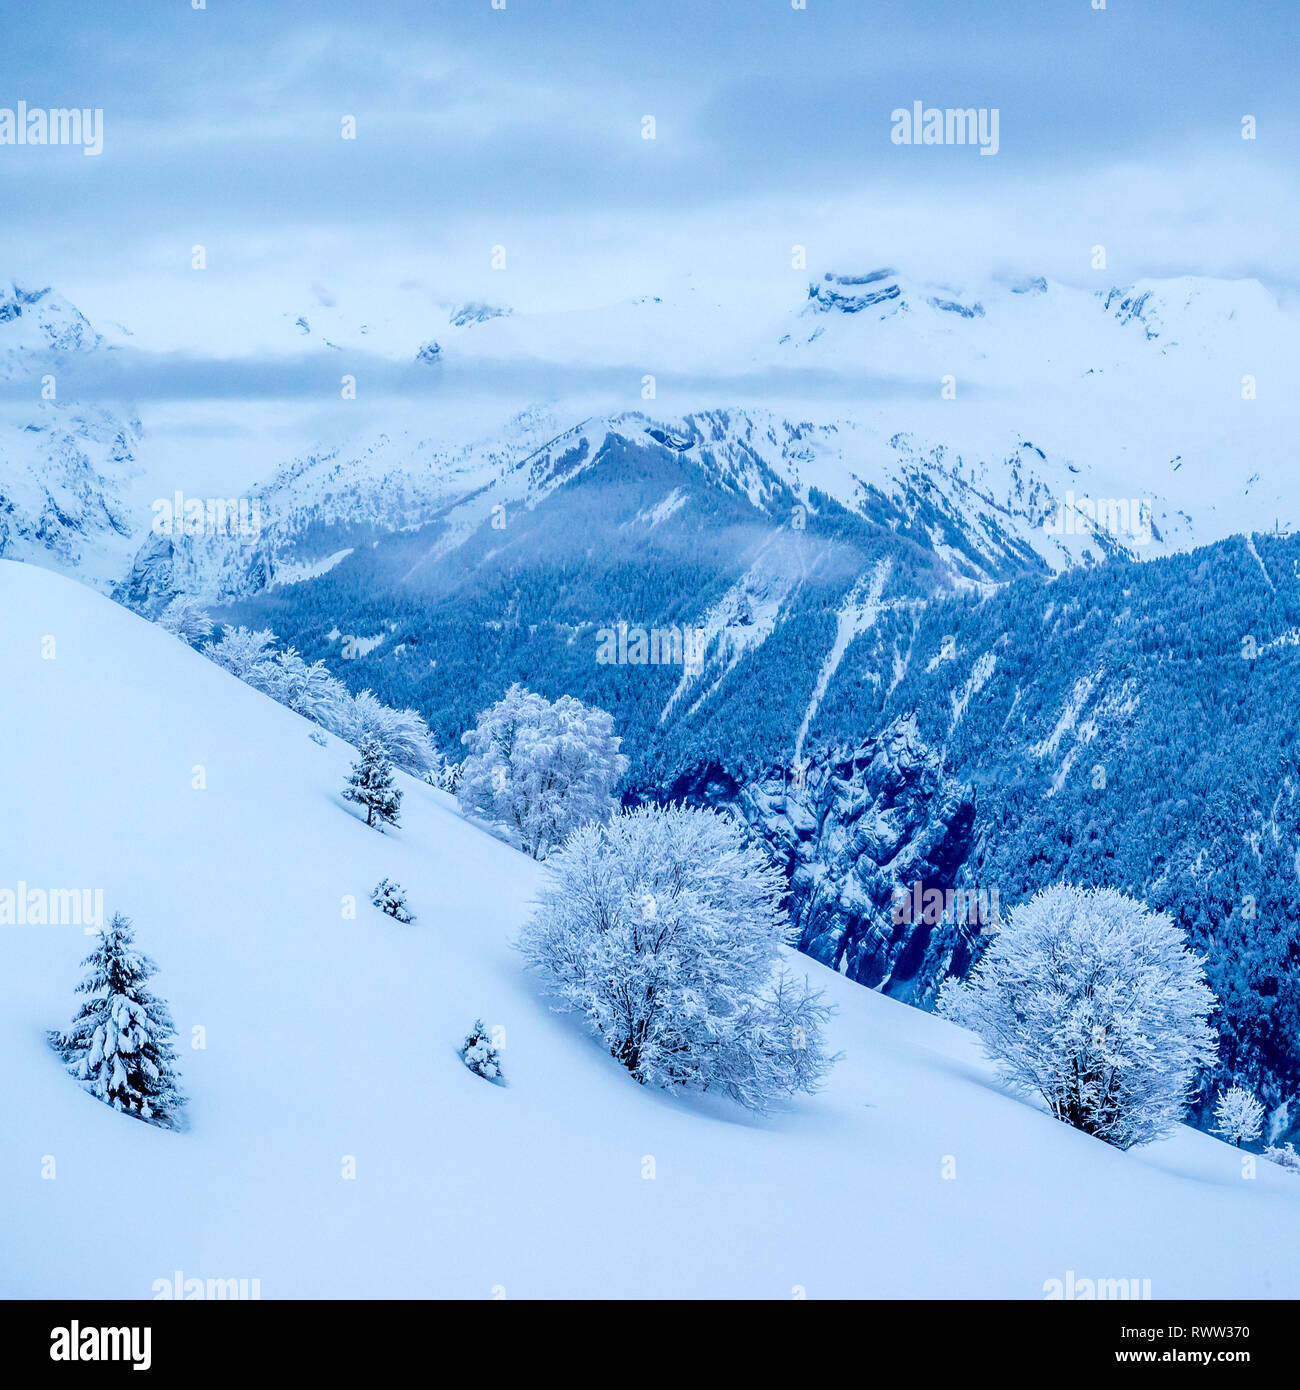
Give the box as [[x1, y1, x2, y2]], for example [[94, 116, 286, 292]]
[[0, 404, 140, 584], [0, 284, 101, 356], [0, 284, 142, 587], [807, 269, 902, 315], [738, 714, 979, 1005], [449, 302, 510, 327], [114, 529, 272, 613]]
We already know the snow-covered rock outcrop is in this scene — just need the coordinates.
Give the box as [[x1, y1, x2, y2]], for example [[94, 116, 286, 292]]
[[741, 714, 978, 1003], [0, 283, 142, 586]]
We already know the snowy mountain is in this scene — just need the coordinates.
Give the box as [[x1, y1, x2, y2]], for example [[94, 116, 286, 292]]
[[3, 556, 1298, 1298], [4, 268, 1296, 607], [0, 285, 143, 587], [0, 283, 112, 360]]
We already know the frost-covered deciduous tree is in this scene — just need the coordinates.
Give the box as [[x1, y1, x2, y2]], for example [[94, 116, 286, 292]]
[[202, 625, 279, 690], [371, 877, 415, 923], [939, 884, 1217, 1149], [518, 804, 836, 1110], [51, 913, 185, 1128], [199, 628, 439, 777], [457, 684, 627, 859], [321, 689, 440, 778], [459, 1019, 504, 1083], [265, 647, 347, 721], [1212, 1083, 1265, 1147], [343, 734, 402, 830], [157, 595, 213, 645], [1265, 1141, 1300, 1172]]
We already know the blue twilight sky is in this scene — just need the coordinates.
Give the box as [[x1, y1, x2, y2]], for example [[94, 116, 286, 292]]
[[1, 0, 1297, 347]]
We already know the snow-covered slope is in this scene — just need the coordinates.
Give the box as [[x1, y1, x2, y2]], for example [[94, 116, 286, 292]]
[[2, 559, 1297, 1298]]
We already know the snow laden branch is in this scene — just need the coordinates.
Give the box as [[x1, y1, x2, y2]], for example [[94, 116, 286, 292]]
[[320, 689, 439, 778], [940, 883, 1217, 1149], [518, 804, 837, 1110]]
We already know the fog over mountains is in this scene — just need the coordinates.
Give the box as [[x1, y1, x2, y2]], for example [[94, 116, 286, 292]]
[[4, 265, 1296, 606]]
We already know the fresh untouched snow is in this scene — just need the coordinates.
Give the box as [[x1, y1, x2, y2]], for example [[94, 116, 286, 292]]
[[1, 558, 1298, 1299]]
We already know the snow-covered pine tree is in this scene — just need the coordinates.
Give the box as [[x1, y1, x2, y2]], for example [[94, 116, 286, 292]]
[[1212, 1083, 1265, 1147], [371, 878, 415, 923], [51, 913, 185, 1127], [459, 1019, 503, 1083], [343, 734, 402, 830], [518, 804, 836, 1109], [939, 883, 1217, 1149]]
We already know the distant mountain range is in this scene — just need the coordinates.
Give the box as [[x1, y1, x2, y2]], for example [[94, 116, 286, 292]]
[[3, 267, 1296, 606]]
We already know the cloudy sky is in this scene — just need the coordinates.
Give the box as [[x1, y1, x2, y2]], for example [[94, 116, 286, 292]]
[[2, 0, 1297, 353]]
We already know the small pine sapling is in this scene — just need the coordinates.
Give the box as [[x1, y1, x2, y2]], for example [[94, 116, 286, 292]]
[[371, 878, 415, 923], [460, 1019, 504, 1084], [343, 734, 402, 830]]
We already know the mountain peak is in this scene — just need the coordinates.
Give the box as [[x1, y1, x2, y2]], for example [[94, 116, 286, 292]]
[[808, 269, 903, 315], [0, 282, 101, 354], [449, 301, 511, 328]]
